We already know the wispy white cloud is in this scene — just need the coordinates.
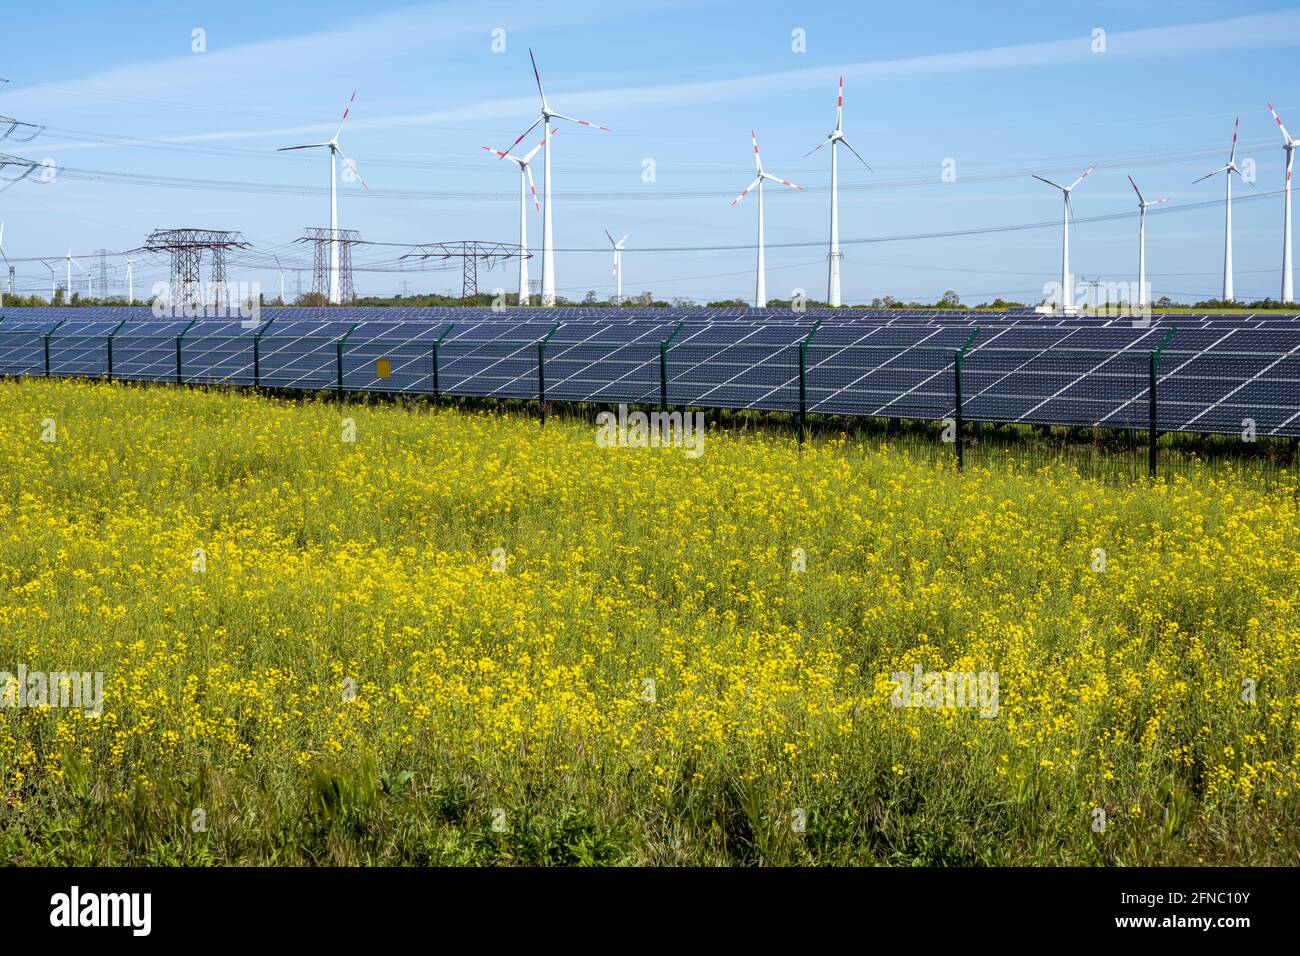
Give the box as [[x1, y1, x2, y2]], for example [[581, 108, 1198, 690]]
[[18, 8, 1296, 150]]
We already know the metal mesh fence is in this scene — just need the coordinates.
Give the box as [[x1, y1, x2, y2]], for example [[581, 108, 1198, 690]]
[[256, 334, 339, 390], [48, 333, 110, 379], [1159, 350, 1300, 437], [181, 332, 259, 386], [807, 343, 954, 419], [667, 341, 800, 411], [543, 340, 660, 405], [0, 331, 46, 377], [343, 341, 436, 395], [113, 335, 179, 382], [963, 346, 1150, 431], [439, 339, 539, 399]]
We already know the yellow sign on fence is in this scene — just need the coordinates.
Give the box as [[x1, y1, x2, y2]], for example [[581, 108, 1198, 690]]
[[375, 359, 391, 379]]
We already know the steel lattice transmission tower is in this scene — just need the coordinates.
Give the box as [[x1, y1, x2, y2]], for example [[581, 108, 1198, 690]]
[[401, 240, 530, 305], [132, 229, 249, 306], [298, 228, 361, 304]]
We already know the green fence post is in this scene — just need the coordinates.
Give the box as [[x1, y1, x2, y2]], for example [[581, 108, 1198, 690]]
[[175, 318, 196, 385], [953, 328, 981, 470], [336, 323, 359, 400], [537, 322, 560, 426], [797, 319, 823, 448], [253, 316, 274, 388], [660, 321, 684, 412], [432, 323, 454, 407], [1149, 327, 1176, 479], [44, 319, 65, 378], [105, 318, 127, 382]]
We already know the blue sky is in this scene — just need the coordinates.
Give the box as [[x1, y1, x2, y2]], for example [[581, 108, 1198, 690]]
[[3, 0, 1300, 304]]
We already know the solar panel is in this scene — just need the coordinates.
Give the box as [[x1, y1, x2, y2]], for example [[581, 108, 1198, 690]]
[[7, 308, 1300, 437]]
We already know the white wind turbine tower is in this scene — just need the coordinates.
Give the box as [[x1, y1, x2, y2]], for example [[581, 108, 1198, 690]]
[[1032, 165, 1094, 313], [731, 131, 803, 308], [1128, 176, 1167, 308], [1194, 116, 1251, 302], [501, 49, 610, 308], [804, 77, 870, 307], [483, 128, 554, 305], [278, 92, 368, 304], [1268, 104, 1296, 302], [605, 230, 627, 305], [71, 254, 91, 299], [0, 223, 7, 307], [118, 252, 134, 303]]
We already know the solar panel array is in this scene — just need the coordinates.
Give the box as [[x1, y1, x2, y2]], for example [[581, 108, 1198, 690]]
[[2, 307, 1299, 437]]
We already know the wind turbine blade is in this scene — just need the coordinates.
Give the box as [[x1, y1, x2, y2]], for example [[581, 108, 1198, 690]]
[[482, 145, 511, 159], [730, 176, 764, 206], [1067, 165, 1096, 191], [605, 229, 616, 246], [525, 164, 539, 211], [762, 171, 803, 190], [751, 130, 762, 173], [839, 137, 872, 171], [529, 49, 547, 106], [521, 127, 556, 164], [335, 148, 369, 190], [550, 112, 610, 132], [1192, 166, 1225, 185], [277, 144, 329, 151], [1150, 198, 1169, 206], [1128, 174, 1144, 205], [802, 138, 832, 159], [1268, 102, 1295, 145], [1033, 174, 1065, 190], [618, 235, 628, 246], [502, 116, 544, 155], [835, 76, 843, 132], [333, 91, 357, 142], [1233, 165, 1258, 190]]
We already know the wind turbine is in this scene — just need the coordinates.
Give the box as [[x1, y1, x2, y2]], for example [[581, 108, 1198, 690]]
[[0, 223, 7, 307], [71, 254, 91, 299], [41, 260, 54, 302], [483, 128, 554, 305], [1032, 165, 1094, 312], [731, 131, 803, 308], [604, 230, 628, 305], [1268, 104, 1296, 302], [804, 77, 870, 307], [1128, 176, 1167, 308], [118, 251, 134, 303], [500, 49, 610, 308], [278, 92, 368, 304], [273, 253, 285, 303], [1194, 116, 1251, 302]]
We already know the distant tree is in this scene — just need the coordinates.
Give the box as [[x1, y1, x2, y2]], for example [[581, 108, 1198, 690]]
[[583, 289, 599, 305], [637, 291, 654, 306], [1155, 296, 1175, 308], [938, 290, 961, 308]]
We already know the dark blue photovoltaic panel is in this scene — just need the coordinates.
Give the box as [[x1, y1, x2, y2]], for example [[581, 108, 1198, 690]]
[[0, 331, 46, 376], [3, 307, 1299, 436]]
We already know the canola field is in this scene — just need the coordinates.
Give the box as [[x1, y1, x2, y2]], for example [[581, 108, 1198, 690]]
[[0, 378, 1298, 865]]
